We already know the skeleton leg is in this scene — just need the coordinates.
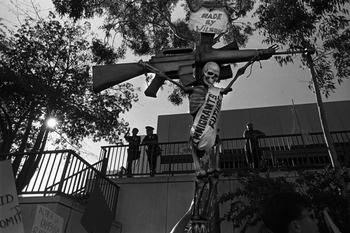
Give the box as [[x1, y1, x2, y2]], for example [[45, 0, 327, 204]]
[[192, 176, 209, 233], [202, 177, 213, 217], [208, 146, 221, 173], [200, 169, 219, 217], [192, 176, 208, 219], [207, 174, 220, 232], [215, 144, 221, 171], [190, 142, 206, 176], [208, 148, 216, 173]]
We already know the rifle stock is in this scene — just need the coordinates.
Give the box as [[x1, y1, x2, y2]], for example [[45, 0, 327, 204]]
[[93, 63, 145, 92]]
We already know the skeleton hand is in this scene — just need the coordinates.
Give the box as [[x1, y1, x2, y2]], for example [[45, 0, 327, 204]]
[[268, 44, 279, 52], [220, 88, 232, 95], [237, 66, 247, 76], [265, 44, 278, 55], [257, 44, 279, 58]]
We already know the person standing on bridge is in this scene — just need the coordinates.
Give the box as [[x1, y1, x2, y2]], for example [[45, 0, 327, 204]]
[[142, 126, 160, 177], [124, 128, 141, 177], [243, 122, 265, 169]]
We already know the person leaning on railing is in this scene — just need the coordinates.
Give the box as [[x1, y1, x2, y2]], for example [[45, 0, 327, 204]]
[[124, 128, 141, 177], [243, 122, 265, 169], [142, 126, 161, 177]]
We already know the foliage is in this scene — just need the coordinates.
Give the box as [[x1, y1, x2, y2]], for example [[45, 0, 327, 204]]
[[218, 170, 350, 233], [295, 169, 350, 233], [218, 171, 296, 232], [51, 0, 350, 103], [91, 38, 126, 64], [254, 0, 350, 97], [0, 13, 139, 154], [168, 86, 187, 106], [52, 0, 255, 50], [53, 0, 186, 54], [51, 0, 256, 104]]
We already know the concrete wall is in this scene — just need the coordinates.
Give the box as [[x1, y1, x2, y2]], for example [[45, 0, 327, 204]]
[[113, 173, 298, 233], [18, 172, 300, 233], [157, 100, 350, 142], [114, 176, 194, 233], [19, 196, 121, 233]]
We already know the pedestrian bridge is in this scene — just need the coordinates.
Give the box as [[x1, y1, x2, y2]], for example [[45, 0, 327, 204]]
[[2, 130, 349, 233], [100, 130, 350, 177]]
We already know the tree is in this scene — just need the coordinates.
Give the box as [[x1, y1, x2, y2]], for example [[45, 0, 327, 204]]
[[50, 0, 350, 170], [219, 170, 350, 233], [295, 170, 350, 232], [253, 0, 350, 185], [52, 0, 255, 49], [255, 0, 350, 96], [51, 0, 256, 104], [50, 0, 349, 111], [0, 13, 138, 189]]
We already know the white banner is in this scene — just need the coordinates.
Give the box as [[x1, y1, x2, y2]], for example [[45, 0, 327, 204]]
[[190, 87, 222, 150], [0, 160, 25, 233], [189, 7, 229, 34], [31, 205, 64, 233]]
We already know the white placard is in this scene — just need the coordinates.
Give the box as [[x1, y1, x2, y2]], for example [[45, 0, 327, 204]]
[[31, 205, 64, 233], [189, 7, 229, 34], [0, 160, 25, 233]]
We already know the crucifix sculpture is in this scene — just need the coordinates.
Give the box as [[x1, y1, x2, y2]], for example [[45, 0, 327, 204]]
[[93, 33, 277, 233], [92, 3, 312, 232]]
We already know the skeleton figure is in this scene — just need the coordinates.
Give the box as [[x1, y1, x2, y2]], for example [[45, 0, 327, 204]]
[[182, 62, 228, 233], [185, 61, 230, 177]]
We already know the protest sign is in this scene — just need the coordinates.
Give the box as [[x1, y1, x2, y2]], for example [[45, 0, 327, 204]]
[[0, 160, 25, 233], [31, 205, 64, 233], [189, 7, 229, 34]]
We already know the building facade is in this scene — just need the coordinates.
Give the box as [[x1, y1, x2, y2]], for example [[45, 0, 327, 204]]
[[157, 100, 350, 142]]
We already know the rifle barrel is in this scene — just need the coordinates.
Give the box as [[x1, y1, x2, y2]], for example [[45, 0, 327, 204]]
[[273, 49, 315, 56]]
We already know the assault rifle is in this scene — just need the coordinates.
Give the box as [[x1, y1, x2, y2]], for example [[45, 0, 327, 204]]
[[93, 43, 312, 97]]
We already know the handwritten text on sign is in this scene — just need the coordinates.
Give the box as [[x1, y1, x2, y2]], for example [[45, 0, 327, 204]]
[[0, 160, 25, 233], [189, 8, 228, 34], [31, 205, 64, 233]]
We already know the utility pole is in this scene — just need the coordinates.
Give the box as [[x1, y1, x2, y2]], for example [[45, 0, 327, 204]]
[[305, 52, 350, 203], [305, 53, 340, 169]]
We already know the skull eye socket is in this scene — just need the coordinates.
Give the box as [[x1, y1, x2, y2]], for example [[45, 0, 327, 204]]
[[206, 71, 218, 78]]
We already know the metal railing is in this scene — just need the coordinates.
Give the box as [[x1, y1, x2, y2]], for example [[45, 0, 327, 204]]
[[100, 131, 350, 177], [3, 150, 119, 218], [258, 131, 350, 169]]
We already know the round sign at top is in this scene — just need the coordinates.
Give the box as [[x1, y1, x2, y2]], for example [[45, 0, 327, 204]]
[[189, 7, 229, 34]]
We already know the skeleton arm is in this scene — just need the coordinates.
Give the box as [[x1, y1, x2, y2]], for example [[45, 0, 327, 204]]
[[221, 44, 278, 94], [221, 58, 257, 94]]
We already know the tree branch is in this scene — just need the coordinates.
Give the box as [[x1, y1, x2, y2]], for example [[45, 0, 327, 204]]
[[151, 6, 194, 42], [0, 103, 12, 131]]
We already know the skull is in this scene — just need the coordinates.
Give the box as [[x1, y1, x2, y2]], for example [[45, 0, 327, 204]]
[[202, 62, 220, 86]]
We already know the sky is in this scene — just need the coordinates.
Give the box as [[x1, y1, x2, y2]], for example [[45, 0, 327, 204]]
[[1, 0, 350, 163]]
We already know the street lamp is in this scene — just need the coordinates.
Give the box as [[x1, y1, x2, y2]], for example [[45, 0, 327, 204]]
[[40, 117, 58, 151], [46, 117, 58, 130]]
